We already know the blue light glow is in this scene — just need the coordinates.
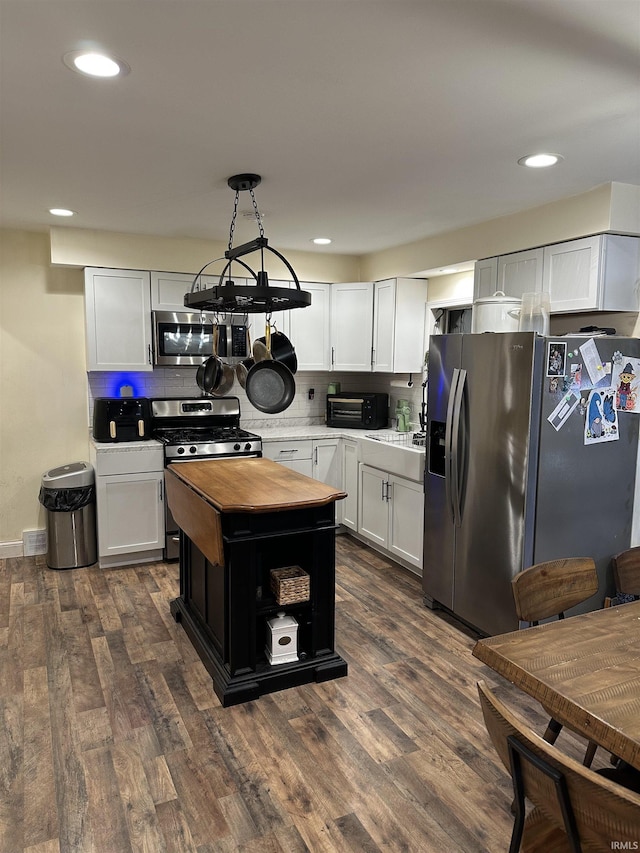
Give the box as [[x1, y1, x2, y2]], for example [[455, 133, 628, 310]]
[[105, 373, 143, 398]]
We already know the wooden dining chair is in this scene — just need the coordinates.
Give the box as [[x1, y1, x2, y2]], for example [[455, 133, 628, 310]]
[[511, 557, 599, 767], [612, 546, 640, 599], [477, 680, 640, 852]]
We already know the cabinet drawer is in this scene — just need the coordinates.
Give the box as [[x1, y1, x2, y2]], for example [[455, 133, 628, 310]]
[[91, 443, 164, 475], [262, 440, 313, 462]]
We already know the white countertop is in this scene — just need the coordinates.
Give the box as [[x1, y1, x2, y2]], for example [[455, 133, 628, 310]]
[[91, 439, 163, 452], [255, 424, 417, 442]]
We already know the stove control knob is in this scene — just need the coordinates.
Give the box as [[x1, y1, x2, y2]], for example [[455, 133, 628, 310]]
[[244, 443, 252, 451], [177, 446, 185, 455], [233, 443, 241, 451], [189, 446, 197, 454]]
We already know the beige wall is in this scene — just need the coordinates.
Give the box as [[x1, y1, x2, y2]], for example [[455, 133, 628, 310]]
[[50, 228, 362, 283], [361, 182, 640, 280], [0, 230, 90, 549]]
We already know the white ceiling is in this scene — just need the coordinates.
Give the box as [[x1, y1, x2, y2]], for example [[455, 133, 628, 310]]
[[1, 0, 639, 258]]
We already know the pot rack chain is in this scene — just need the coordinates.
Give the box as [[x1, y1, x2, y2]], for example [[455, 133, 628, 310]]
[[227, 187, 265, 255]]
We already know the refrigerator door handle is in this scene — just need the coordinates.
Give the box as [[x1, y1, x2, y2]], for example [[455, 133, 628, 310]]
[[454, 369, 469, 524], [450, 368, 467, 527], [445, 367, 462, 525]]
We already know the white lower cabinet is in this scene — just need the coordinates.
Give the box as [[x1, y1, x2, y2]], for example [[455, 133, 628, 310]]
[[262, 438, 339, 485], [262, 439, 313, 477], [90, 442, 165, 567], [358, 463, 424, 571], [339, 439, 359, 530], [312, 438, 340, 487]]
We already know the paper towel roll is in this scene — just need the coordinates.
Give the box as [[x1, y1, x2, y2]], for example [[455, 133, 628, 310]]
[[390, 379, 413, 388]]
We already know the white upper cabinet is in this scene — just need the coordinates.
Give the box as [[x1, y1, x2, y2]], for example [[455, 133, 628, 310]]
[[372, 278, 427, 373], [497, 248, 544, 298], [288, 281, 331, 371], [473, 257, 498, 300], [84, 268, 153, 372], [151, 270, 218, 312], [543, 235, 640, 313], [473, 235, 640, 314], [330, 282, 374, 371]]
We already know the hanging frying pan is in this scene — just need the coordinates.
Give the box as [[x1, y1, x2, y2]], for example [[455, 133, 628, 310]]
[[196, 362, 207, 393], [213, 362, 236, 396], [202, 324, 223, 393], [245, 325, 296, 414], [254, 328, 298, 374], [236, 327, 254, 389], [252, 322, 272, 363]]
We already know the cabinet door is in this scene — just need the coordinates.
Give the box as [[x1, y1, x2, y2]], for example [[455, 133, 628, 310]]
[[388, 474, 424, 571], [330, 282, 373, 371], [372, 279, 396, 372], [95, 472, 164, 557], [151, 270, 218, 312], [497, 249, 544, 298], [85, 268, 152, 371], [339, 440, 358, 530], [289, 282, 331, 370], [312, 439, 339, 487], [473, 258, 498, 300], [358, 464, 388, 548], [543, 236, 600, 312]]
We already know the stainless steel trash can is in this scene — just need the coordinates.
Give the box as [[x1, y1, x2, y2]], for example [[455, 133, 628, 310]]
[[39, 462, 97, 569]]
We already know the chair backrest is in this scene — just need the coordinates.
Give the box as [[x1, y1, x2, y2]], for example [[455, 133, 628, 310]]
[[511, 558, 598, 624], [612, 547, 640, 597], [477, 680, 640, 849]]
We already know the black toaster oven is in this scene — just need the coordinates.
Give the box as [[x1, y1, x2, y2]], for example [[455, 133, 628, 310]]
[[326, 392, 388, 429], [92, 397, 152, 442]]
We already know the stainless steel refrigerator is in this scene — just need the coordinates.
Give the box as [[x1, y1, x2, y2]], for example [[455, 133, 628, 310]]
[[423, 332, 640, 636]]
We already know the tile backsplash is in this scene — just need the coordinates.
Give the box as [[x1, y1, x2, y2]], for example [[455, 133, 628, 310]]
[[87, 368, 426, 431]]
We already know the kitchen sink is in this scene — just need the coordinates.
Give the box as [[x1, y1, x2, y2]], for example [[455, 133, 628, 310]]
[[361, 433, 425, 482]]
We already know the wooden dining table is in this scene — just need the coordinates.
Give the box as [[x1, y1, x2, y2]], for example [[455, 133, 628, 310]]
[[472, 600, 640, 770]]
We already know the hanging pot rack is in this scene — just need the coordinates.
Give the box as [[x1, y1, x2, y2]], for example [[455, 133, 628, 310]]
[[184, 173, 312, 315]]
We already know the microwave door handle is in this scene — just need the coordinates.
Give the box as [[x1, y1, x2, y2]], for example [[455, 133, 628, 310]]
[[444, 368, 461, 526]]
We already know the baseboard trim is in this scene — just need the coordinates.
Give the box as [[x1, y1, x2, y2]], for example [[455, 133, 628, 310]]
[[0, 541, 24, 558]]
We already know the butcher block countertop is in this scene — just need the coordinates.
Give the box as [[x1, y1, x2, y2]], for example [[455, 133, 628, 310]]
[[166, 457, 347, 514]]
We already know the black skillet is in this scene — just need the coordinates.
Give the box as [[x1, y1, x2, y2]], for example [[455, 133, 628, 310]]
[[202, 325, 223, 393], [253, 329, 298, 374], [245, 325, 296, 413]]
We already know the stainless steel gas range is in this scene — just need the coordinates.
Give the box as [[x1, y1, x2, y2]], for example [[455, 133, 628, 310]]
[[151, 396, 262, 559]]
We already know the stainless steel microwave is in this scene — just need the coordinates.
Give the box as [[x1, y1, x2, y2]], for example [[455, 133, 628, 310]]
[[152, 311, 250, 367], [326, 392, 388, 429]]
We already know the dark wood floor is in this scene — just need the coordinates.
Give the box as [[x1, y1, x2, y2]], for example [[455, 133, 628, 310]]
[[1, 534, 605, 852]]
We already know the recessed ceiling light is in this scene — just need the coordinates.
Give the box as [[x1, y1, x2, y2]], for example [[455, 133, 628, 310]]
[[439, 267, 459, 274], [49, 208, 75, 217], [63, 50, 130, 78], [312, 237, 332, 245], [518, 153, 563, 168]]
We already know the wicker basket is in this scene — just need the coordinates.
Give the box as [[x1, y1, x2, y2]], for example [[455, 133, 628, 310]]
[[270, 566, 310, 605]]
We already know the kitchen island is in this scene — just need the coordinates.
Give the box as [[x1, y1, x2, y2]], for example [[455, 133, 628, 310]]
[[165, 457, 348, 706]]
